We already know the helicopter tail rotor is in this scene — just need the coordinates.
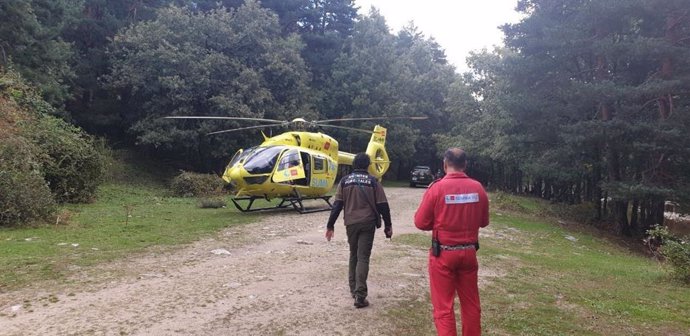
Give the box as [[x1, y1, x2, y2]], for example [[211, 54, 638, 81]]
[[366, 125, 390, 179]]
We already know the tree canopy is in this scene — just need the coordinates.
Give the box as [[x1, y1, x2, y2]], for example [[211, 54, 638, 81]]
[[459, 0, 690, 235], [2, 0, 689, 236]]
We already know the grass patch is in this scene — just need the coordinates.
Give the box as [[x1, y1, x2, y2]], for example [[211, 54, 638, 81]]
[[389, 194, 690, 335], [384, 296, 435, 335], [0, 151, 259, 290]]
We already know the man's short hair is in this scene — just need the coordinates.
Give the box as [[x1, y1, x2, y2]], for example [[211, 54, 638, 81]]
[[353, 153, 371, 170], [444, 148, 467, 170]]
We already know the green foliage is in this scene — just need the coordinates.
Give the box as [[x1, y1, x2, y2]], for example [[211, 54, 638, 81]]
[[0, 0, 78, 106], [170, 171, 225, 197], [0, 67, 56, 116], [21, 115, 107, 203], [0, 137, 56, 226], [491, 191, 534, 213], [61, 0, 167, 133], [325, 12, 461, 178], [647, 226, 690, 283], [455, 0, 690, 235], [106, 2, 313, 169], [0, 68, 106, 227]]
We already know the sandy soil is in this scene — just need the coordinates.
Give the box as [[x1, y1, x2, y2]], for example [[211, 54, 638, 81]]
[[0, 187, 498, 336]]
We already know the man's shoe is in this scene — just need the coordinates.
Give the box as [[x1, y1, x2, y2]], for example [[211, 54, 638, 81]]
[[354, 297, 369, 308]]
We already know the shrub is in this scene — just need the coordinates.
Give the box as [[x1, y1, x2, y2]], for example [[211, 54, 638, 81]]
[[2, 68, 107, 205], [491, 191, 527, 213], [170, 171, 225, 197], [646, 226, 690, 283], [0, 138, 56, 226], [21, 116, 107, 203]]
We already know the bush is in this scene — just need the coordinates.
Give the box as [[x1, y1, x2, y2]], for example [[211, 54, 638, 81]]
[[2, 68, 107, 206], [170, 171, 225, 197], [491, 191, 528, 213], [21, 116, 107, 203], [646, 226, 690, 284], [0, 138, 56, 226]]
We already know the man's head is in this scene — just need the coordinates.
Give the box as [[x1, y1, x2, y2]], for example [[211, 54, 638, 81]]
[[443, 148, 467, 172], [353, 153, 371, 170]]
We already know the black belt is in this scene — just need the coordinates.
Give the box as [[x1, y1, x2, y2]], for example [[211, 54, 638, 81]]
[[440, 243, 475, 251]]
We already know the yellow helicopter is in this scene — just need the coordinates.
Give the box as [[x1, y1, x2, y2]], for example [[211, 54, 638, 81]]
[[166, 116, 426, 213]]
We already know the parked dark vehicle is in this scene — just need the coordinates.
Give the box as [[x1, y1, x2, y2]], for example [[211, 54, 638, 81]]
[[410, 165, 434, 187]]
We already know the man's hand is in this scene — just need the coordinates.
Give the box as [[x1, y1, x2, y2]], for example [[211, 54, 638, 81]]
[[384, 226, 392, 239], [325, 229, 334, 241]]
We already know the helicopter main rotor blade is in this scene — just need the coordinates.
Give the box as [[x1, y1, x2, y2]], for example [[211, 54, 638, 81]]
[[315, 124, 374, 134], [315, 116, 428, 124], [206, 123, 287, 135], [165, 116, 285, 123]]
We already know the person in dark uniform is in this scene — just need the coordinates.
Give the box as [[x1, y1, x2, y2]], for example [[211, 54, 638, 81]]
[[325, 153, 393, 308], [414, 148, 489, 336]]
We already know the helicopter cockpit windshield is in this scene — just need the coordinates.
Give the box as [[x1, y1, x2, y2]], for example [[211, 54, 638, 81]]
[[228, 148, 251, 167], [242, 146, 284, 174]]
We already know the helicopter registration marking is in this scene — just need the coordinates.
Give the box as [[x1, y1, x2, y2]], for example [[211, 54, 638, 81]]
[[311, 178, 328, 188]]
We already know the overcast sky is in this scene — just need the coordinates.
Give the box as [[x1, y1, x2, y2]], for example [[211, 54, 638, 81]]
[[353, 0, 523, 72]]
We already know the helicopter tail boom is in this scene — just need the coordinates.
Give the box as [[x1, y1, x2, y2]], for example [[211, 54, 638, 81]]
[[337, 151, 355, 166]]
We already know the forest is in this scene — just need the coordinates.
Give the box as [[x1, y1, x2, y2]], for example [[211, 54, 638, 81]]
[[1, 0, 690, 239]]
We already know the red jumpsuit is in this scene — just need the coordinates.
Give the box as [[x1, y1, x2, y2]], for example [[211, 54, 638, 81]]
[[414, 172, 489, 336]]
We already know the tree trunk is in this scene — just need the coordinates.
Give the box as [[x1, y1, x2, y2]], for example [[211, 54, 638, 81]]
[[615, 200, 631, 236], [630, 199, 639, 234], [658, 12, 683, 119]]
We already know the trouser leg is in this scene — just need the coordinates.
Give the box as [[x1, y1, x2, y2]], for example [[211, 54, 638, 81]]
[[457, 250, 481, 336], [354, 222, 375, 299], [429, 252, 458, 336], [346, 224, 358, 296]]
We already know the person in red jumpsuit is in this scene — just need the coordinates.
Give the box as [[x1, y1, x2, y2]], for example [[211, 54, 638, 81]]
[[414, 148, 489, 336]]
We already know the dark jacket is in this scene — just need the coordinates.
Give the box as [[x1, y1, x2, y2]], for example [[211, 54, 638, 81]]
[[326, 169, 392, 230]]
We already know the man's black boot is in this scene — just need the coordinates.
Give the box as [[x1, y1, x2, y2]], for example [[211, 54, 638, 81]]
[[354, 296, 369, 308]]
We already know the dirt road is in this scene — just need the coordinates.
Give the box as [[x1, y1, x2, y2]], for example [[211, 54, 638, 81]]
[[0, 187, 494, 335]]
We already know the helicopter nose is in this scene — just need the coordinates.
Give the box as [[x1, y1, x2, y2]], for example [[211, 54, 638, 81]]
[[222, 165, 243, 187]]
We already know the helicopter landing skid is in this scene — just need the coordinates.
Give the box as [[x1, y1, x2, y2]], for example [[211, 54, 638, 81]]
[[230, 195, 333, 214]]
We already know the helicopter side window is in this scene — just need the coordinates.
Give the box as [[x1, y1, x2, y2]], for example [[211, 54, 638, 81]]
[[313, 156, 325, 173], [277, 150, 301, 171], [243, 146, 283, 174]]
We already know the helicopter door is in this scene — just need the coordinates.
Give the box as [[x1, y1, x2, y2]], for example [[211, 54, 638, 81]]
[[295, 152, 311, 186], [272, 149, 306, 183]]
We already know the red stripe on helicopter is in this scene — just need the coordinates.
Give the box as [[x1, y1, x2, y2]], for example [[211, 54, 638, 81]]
[[324, 142, 330, 150], [290, 169, 298, 176]]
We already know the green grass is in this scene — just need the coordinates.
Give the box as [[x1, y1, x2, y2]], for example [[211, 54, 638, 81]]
[[0, 151, 259, 290], [389, 194, 690, 336]]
